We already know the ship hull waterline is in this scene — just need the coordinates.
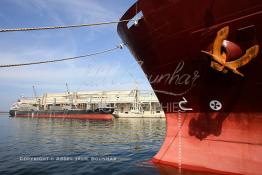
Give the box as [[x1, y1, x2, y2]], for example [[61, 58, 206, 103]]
[[9, 109, 114, 120], [13, 113, 113, 120], [152, 112, 262, 175]]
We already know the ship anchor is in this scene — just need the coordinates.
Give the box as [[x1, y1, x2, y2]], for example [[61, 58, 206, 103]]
[[201, 26, 260, 77]]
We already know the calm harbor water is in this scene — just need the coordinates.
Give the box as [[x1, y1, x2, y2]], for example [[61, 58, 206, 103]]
[[0, 114, 215, 175]]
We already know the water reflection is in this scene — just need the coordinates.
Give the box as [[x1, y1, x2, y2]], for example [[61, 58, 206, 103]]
[[0, 115, 166, 175], [0, 115, 218, 175]]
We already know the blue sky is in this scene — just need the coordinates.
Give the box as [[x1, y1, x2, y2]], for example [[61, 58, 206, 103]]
[[0, 0, 151, 111]]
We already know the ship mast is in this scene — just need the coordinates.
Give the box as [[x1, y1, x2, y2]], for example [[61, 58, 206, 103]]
[[129, 72, 140, 112], [32, 85, 37, 99], [32, 85, 40, 110], [66, 83, 73, 109]]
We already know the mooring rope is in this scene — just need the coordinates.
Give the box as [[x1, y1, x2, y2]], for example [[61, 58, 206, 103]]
[[0, 19, 133, 33], [0, 19, 130, 67], [0, 44, 124, 68]]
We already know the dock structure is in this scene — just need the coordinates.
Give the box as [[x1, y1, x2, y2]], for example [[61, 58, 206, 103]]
[[18, 89, 165, 118]]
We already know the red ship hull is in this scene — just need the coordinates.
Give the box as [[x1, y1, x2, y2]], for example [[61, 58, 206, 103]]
[[118, 0, 262, 174], [14, 113, 113, 120], [153, 113, 262, 175]]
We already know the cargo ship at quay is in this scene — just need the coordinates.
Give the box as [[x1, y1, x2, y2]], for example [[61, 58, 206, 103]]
[[9, 89, 164, 119], [9, 107, 114, 120], [9, 101, 114, 120], [118, 0, 262, 174]]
